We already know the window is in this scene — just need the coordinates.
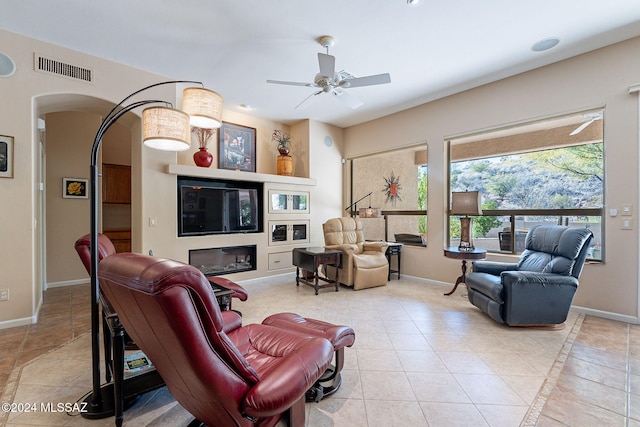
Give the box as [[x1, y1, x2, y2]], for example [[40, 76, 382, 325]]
[[349, 145, 428, 245], [448, 110, 604, 260]]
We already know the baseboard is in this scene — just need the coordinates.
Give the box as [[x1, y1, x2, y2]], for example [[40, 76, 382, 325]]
[[0, 315, 37, 330], [571, 305, 639, 324], [46, 278, 90, 288], [240, 272, 295, 288]]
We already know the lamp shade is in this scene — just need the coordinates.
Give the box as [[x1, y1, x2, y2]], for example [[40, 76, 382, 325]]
[[182, 87, 223, 129], [451, 191, 483, 216], [142, 107, 191, 151], [359, 207, 382, 218]]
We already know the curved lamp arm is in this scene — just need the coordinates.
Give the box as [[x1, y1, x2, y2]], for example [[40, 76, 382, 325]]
[[86, 80, 203, 414]]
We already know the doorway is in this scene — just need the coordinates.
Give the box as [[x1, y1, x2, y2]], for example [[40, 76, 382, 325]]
[[34, 94, 134, 292]]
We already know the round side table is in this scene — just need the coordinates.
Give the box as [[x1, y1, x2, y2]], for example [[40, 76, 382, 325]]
[[443, 246, 487, 296]]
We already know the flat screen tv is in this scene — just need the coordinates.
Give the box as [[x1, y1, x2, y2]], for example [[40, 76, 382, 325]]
[[178, 176, 263, 236]]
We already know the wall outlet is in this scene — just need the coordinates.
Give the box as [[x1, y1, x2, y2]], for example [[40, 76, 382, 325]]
[[0, 289, 8, 301]]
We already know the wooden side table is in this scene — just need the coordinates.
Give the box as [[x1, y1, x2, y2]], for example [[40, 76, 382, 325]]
[[443, 246, 487, 296], [293, 247, 342, 295], [386, 243, 402, 280]]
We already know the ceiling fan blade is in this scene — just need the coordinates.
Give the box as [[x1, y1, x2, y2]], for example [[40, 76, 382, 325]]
[[569, 118, 595, 136], [340, 73, 391, 88], [266, 79, 313, 87], [295, 90, 322, 109], [318, 53, 335, 78], [332, 89, 363, 109]]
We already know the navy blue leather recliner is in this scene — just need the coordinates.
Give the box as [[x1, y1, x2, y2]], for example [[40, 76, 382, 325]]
[[466, 225, 593, 327]]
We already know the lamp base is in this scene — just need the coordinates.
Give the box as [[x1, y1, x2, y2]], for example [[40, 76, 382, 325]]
[[458, 216, 474, 250], [80, 383, 139, 420]]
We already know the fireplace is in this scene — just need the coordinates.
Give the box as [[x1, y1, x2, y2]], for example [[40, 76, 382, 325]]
[[189, 245, 257, 276]]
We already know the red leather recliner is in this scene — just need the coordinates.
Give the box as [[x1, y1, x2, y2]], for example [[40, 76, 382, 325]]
[[74, 233, 250, 311], [98, 253, 334, 427], [75, 233, 117, 268]]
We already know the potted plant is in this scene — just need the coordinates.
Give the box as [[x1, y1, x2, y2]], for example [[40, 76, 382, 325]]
[[272, 129, 291, 156]]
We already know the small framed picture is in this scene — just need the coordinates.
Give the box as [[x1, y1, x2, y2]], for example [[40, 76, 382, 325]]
[[63, 178, 88, 199], [218, 122, 256, 172], [0, 135, 14, 178]]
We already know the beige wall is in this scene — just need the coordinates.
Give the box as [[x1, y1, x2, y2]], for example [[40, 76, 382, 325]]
[[2, 27, 640, 327], [44, 112, 100, 284], [0, 29, 175, 325], [345, 37, 640, 321], [308, 120, 345, 244], [351, 147, 425, 241], [0, 29, 344, 326]]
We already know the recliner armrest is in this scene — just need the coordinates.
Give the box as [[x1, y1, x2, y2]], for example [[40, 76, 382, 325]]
[[500, 271, 579, 325], [221, 310, 243, 333], [501, 271, 579, 288], [472, 260, 518, 275], [363, 241, 388, 253], [325, 244, 358, 254]]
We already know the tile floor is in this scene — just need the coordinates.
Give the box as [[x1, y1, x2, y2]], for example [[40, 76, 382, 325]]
[[0, 276, 638, 426]]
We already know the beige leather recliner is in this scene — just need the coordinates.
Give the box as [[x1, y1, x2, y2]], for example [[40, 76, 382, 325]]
[[323, 217, 389, 290]]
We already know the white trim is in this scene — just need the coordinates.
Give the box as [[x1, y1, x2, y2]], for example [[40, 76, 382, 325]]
[[46, 278, 90, 288], [167, 163, 317, 186], [630, 85, 640, 323], [239, 272, 295, 288], [0, 315, 36, 330], [571, 305, 638, 325]]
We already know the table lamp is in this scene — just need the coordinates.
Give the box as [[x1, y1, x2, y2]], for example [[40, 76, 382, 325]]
[[451, 191, 483, 250]]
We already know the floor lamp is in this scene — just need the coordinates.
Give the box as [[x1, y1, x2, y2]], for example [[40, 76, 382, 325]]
[[82, 81, 222, 419], [345, 191, 380, 218]]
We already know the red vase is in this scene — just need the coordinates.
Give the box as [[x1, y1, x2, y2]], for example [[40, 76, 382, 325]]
[[193, 147, 213, 168]]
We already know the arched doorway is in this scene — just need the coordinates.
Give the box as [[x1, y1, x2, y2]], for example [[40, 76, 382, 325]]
[[33, 94, 136, 292]]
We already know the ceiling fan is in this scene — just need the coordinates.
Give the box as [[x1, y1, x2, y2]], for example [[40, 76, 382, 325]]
[[569, 111, 603, 136], [267, 36, 391, 109]]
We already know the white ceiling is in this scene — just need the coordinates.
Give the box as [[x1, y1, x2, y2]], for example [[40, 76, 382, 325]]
[[2, 0, 640, 128]]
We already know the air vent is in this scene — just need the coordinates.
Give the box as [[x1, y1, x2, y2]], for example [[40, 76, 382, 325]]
[[34, 53, 93, 83]]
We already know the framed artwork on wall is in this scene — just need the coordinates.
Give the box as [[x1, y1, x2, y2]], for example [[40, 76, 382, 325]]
[[218, 122, 256, 172], [0, 135, 14, 178], [63, 177, 88, 199]]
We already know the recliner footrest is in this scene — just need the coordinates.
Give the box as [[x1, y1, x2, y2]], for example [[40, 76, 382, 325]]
[[262, 313, 355, 400]]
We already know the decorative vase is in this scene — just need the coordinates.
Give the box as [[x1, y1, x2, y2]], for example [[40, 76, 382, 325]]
[[193, 147, 213, 168], [278, 148, 290, 156]]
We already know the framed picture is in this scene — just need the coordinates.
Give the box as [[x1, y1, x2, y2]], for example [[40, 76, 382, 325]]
[[0, 135, 14, 178], [218, 122, 256, 172], [63, 177, 88, 199]]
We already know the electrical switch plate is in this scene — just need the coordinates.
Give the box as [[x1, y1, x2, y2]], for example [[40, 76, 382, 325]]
[[622, 204, 632, 216], [0, 289, 8, 301], [622, 218, 633, 230], [149, 217, 157, 227]]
